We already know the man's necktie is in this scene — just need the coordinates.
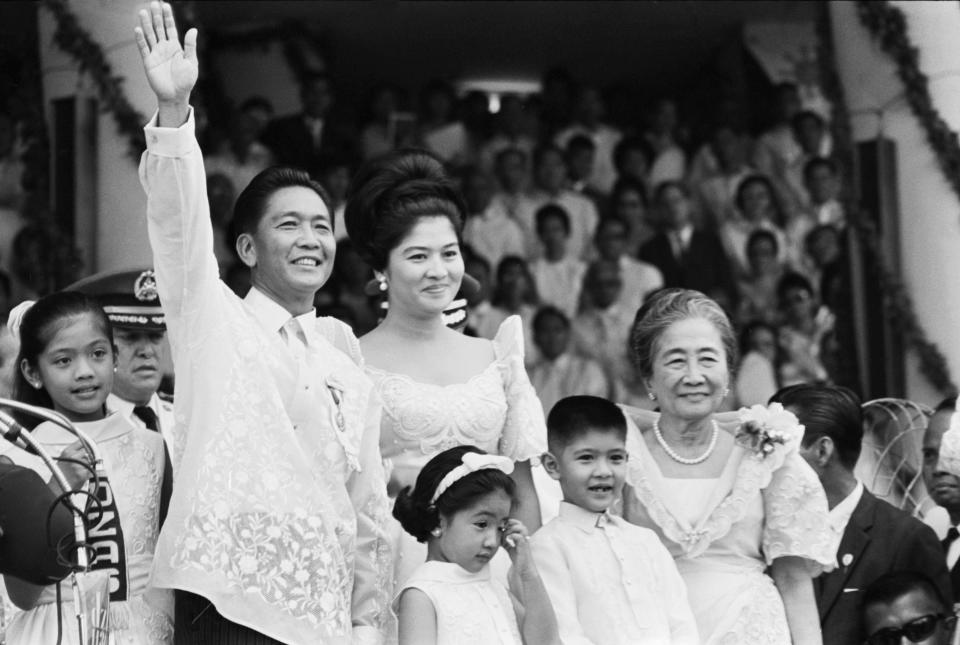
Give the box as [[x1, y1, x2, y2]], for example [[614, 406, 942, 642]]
[[942, 526, 959, 553], [133, 405, 160, 433]]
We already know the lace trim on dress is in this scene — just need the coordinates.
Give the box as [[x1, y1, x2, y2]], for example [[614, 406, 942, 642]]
[[493, 315, 547, 462], [623, 406, 836, 573], [369, 362, 506, 455]]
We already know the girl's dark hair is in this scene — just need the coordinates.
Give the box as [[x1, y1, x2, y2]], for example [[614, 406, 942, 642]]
[[13, 291, 114, 419], [393, 445, 517, 543], [231, 166, 331, 246], [345, 149, 465, 271]]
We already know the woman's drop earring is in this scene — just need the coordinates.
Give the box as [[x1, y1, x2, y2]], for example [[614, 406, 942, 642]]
[[377, 274, 388, 292]]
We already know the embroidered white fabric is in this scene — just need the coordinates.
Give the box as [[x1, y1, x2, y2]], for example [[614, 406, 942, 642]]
[[620, 405, 837, 644], [372, 315, 546, 477], [140, 109, 392, 644]]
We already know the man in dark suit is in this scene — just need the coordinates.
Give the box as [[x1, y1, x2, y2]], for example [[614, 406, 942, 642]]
[[771, 384, 951, 645], [261, 71, 355, 172], [923, 396, 960, 604], [638, 180, 735, 308]]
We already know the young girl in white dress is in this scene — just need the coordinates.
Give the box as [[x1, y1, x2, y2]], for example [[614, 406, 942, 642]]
[[393, 445, 558, 645], [4, 292, 173, 644]]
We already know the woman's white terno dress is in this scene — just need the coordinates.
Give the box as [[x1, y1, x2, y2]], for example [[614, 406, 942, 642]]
[[620, 405, 837, 645], [366, 316, 547, 586]]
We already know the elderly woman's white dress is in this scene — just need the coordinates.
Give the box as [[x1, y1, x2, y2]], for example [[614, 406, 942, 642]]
[[621, 406, 837, 645], [366, 316, 546, 587]]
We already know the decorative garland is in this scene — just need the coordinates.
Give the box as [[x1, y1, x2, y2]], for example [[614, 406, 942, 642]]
[[41, 0, 147, 160], [856, 1, 960, 206], [818, 3, 957, 394]]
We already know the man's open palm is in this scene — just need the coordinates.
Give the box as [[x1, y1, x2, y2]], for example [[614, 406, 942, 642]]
[[134, 1, 198, 104]]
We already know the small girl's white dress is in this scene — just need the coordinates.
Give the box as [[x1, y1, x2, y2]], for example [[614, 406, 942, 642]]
[[395, 561, 521, 645], [366, 316, 547, 587], [3, 413, 173, 644]]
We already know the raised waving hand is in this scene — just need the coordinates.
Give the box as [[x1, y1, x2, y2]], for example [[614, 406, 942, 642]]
[[134, 1, 197, 126]]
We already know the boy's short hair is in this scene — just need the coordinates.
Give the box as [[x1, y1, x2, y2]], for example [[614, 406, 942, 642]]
[[863, 571, 950, 615], [547, 395, 626, 454]]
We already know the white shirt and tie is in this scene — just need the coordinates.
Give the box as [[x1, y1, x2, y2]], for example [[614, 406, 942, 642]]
[[107, 392, 175, 455]]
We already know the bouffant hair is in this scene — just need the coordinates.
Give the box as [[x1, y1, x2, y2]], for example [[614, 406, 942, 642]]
[[393, 446, 517, 543], [344, 149, 465, 271], [630, 288, 737, 379]]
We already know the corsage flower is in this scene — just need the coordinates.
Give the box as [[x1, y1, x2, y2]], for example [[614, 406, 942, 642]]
[[735, 403, 798, 458]]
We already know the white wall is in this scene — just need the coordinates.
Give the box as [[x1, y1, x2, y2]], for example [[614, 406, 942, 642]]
[[831, 1, 960, 405], [37, 0, 156, 275]]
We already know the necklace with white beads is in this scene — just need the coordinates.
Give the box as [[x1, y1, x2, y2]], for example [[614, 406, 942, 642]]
[[653, 418, 720, 465]]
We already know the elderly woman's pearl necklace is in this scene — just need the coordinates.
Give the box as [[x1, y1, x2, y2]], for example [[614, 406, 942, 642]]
[[653, 418, 720, 465]]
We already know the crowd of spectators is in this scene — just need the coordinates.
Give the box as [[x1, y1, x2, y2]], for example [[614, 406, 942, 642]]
[[0, 58, 851, 412], [196, 71, 847, 411]]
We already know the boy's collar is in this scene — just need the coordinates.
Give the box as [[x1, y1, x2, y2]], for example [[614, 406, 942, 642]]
[[558, 500, 612, 532]]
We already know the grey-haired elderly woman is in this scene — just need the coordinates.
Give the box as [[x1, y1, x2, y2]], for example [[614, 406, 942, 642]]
[[619, 288, 838, 645]]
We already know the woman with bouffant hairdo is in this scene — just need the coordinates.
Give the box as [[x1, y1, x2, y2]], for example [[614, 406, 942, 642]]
[[345, 149, 546, 589]]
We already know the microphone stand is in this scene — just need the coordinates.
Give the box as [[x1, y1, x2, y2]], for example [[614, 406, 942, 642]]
[[0, 398, 109, 644]]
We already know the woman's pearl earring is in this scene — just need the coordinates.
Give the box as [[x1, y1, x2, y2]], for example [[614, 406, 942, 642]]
[[430, 527, 442, 538], [377, 274, 388, 292], [648, 391, 656, 401]]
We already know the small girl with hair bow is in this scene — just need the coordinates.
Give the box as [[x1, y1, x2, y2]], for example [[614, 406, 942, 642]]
[[392, 445, 559, 645]]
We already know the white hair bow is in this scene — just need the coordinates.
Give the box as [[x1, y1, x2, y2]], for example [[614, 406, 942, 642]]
[[6, 300, 35, 342], [430, 452, 515, 504]]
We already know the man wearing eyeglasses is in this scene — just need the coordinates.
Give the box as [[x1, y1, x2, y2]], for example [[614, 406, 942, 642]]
[[863, 571, 957, 645]]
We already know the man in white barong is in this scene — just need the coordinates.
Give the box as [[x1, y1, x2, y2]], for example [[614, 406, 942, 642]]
[[134, 4, 391, 643]]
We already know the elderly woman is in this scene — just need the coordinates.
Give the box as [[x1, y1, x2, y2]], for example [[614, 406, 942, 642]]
[[620, 288, 836, 644]]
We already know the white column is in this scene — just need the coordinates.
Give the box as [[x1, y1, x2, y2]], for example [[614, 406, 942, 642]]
[[830, 1, 960, 405], [38, 0, 156, 274]]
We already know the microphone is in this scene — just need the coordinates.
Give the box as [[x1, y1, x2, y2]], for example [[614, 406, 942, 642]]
[[0, 409, 26, 442]]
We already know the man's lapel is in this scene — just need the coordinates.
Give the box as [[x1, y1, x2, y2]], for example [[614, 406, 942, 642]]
[[819, 490, 876, 621]]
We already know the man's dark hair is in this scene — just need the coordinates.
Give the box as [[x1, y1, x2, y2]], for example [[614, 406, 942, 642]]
[[231, 167, 331, 245], [547, 395, 626, 454], [566, 134, 595, 154], [770, 384, 863, 470], [533, 305, 570, 334], [935, 395, 958, 414], [535, 203, 571, 236], [863, 570, 950, 615], [803, 156, 838, 183]]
